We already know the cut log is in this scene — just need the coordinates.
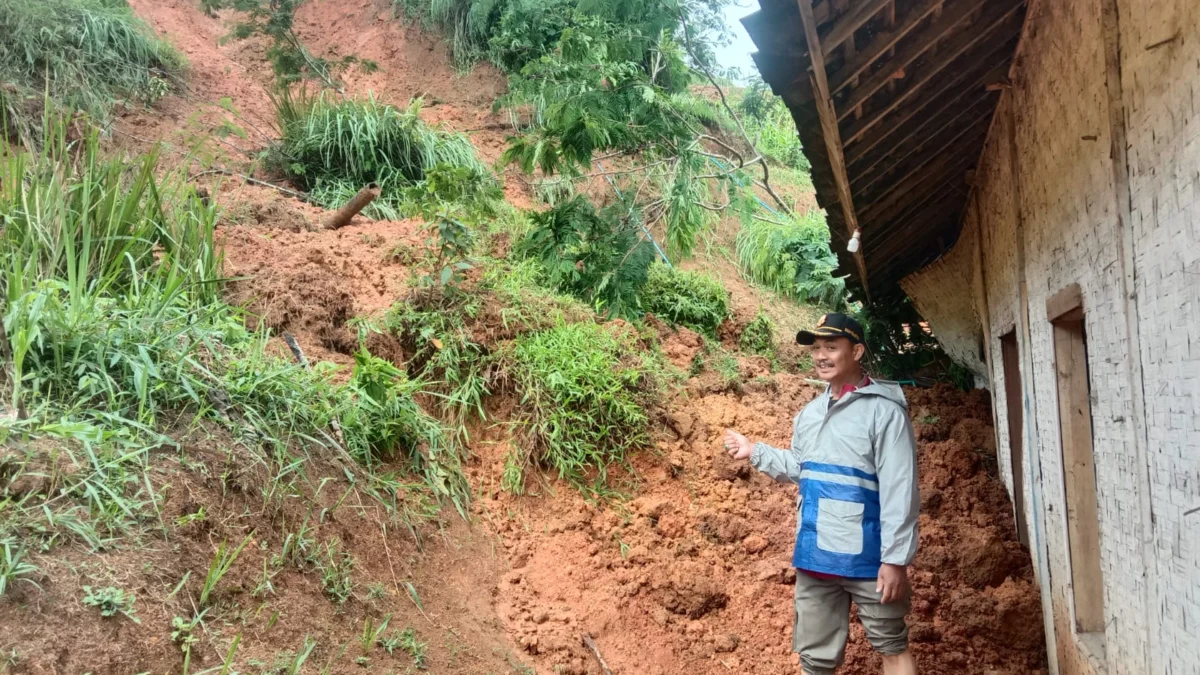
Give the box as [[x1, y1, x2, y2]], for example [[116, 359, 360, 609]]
[[323, 183, 380, 230]]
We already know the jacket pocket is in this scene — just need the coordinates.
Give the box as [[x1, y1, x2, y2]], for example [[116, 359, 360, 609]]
[[816, 498, 865, 555]]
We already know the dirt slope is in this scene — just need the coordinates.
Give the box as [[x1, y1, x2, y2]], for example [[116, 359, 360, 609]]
[[473, 344, 1047, 675], [41, 1, 1055, 672]]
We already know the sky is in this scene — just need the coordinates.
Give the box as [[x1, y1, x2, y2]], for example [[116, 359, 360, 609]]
[[714, 0, 762, 82]]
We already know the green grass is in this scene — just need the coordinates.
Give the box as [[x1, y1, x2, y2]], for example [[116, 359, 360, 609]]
[[199, 535, 252, 607], [0, 538, 39, 597], [500, 322, 657, 492], [735, 210, 846, 309], [640, 264, 729, 336], [739, 311, 777, 358], [0, 122, 468, 578], [272, 89, 492, 218], [0, 0, 181, 140]]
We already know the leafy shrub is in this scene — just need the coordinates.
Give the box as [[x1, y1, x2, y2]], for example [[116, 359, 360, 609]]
[[81, 586, 140, 622], [500, 322, 654, 491], [735, 210, 846, 308], [853, 296, 949, 383], [0, 0, 182, 138], [385, 290, 490, 428], [640, 264, 728, 335], [515, 196, 655, 318], [739, 311, 776, 357], [272, 90, 492, 216]]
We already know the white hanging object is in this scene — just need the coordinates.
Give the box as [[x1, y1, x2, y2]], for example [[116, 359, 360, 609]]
[[846, 229, 862, 254]]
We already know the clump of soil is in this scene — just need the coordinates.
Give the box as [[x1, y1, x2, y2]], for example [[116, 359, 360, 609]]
[[478, 377, 1047, 675], [221, 215, 426, 366]]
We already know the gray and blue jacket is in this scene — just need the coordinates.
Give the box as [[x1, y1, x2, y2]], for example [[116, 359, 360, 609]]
[[750, 380, 919, 578]]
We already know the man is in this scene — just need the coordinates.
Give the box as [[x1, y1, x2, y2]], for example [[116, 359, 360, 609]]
[[724, 312, 919, 675]]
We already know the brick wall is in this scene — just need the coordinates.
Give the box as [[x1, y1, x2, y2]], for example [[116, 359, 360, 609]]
[[901, 0, 1199, 672]]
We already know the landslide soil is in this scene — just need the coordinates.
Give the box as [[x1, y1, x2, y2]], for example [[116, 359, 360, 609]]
[[475, 343, 1049, 675], [15, 1, 1055, 673]]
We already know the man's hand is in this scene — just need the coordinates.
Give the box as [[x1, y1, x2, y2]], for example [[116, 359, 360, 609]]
[[876, 563, 909, 604], [724, 429, 753, 460]]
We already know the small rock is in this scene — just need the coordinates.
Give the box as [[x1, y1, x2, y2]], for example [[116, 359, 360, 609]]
[[532, 610, 550, 625], [743, 535, 769, 554], [713, 633, 740, 653]]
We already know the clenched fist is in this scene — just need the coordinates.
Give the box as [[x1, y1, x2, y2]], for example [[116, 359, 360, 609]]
[[723, 429, 753, 460]]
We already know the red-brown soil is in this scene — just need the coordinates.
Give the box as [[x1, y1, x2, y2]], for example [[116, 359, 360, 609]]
[[1, 428, 526, 674], [470, 342, 1048, 675]]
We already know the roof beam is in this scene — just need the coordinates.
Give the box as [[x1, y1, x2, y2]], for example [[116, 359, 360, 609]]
[[846, 68, 997, 169], [858, 147, 978, 223], [790, 0, 942, 106], [822, 0, 893, 55], [852, 110, 993, 199], [842, 33, 1017, 150], [831, 0, 967, 97], [850, 93, 994, 181], [836, 0, 1023, 121], [796, 0, 872, 301], [868, 213, 964, 281], [869, 177, 971, 251]]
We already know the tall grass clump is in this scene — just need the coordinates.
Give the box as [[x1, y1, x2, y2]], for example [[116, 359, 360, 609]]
[[499, 322, 656, 492], [0, 0, 181, 138], [640, 264, 729, 336], [0, 122, 468, 553], [394, 0, 506, 67], [272, 89, 491, 217], [736, 210, 847, 309]]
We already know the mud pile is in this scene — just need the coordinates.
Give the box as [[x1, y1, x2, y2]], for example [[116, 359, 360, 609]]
[[475, 336, 1048, 675]]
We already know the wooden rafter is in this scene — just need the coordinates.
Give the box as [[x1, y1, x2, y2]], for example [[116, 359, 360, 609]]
[[832, 0, 983, 102], [850, 93, 995, 180], [821, 0, 892, 55], [853, 110, 993, 198], [836, 0, 1023, 121], [858, 146, 977, 223], [847, 71, 997, 170], [865, 180, 974, 264], [869, 176, 972, 251], [796, 0, 872, 300], [842, 36, 1016, 150]]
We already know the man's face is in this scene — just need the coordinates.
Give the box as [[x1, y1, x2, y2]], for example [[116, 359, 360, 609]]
[[810, 336, 865, 382]]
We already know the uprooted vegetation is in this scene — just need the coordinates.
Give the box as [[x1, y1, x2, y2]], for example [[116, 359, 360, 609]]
[[272, 88, 495, 219]]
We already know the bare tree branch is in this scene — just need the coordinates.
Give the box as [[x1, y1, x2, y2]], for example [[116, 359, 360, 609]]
[[677, 11, 793, 217]]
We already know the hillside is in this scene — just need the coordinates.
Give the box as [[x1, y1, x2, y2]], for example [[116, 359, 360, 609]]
[[0, 1, 1046, 673]]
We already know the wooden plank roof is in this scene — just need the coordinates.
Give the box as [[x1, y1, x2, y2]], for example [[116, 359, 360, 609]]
[[742, 0, 1027, 301]]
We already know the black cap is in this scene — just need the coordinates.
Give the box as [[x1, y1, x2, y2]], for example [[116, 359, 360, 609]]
[[796, 313, 864, 345]]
